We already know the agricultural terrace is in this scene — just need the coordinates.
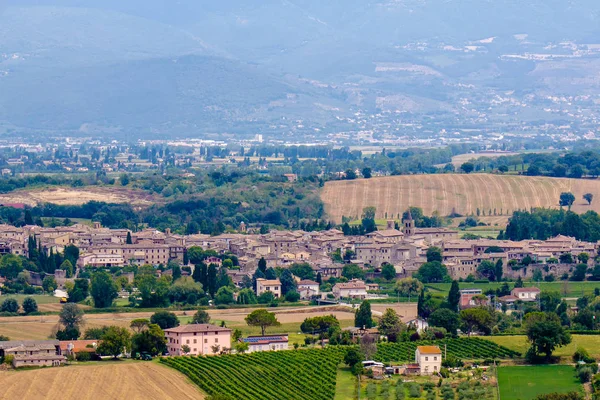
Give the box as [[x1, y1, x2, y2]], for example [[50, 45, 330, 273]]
[[497, 365, 582, 400], [321, 174, 600, 223], [0, 362, 202, 400]]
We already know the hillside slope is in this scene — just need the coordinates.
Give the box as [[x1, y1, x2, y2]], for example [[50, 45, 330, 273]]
[[322, 174, 600, 223]]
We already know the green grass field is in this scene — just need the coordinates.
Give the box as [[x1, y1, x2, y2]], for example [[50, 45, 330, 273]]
[[426, 281, 600, 297], [498, 365, 581, 400], [0, 294, 60, 305], [484, 334, 600, 358]]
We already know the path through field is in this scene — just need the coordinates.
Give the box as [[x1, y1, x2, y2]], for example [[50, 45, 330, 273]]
[[0, 362, 203, 400], [322, 174, 600, 223]]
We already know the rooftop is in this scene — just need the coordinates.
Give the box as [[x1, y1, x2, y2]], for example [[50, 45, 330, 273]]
[[416, 346, 442, 354], [164, 324, 232, 334]]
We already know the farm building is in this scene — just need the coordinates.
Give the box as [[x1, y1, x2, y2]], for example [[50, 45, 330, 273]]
[[415, 346, 442, 375], [0, 340, 65, 368], [241, 335, 289, 352], [165, 324, 232, 356]]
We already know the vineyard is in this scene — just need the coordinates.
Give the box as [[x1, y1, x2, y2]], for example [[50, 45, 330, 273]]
[[160, 347, 345, 400], [321, 174, 600, 223], [375, 338, 520, 362]]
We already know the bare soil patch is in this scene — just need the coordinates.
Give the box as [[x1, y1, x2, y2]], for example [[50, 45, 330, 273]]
[[0, 186, 155, 207]]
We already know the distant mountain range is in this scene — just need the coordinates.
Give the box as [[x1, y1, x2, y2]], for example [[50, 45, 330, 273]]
[[1, 1, 600, 136]]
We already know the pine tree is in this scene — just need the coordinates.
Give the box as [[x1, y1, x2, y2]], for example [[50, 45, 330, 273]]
[[448, 280, 460, 311]]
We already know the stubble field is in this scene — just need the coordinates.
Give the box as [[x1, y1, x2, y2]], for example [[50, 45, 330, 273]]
[[322, 174, 600, 223], [0, 186, 155, 206], [0, 362, 203, 400]]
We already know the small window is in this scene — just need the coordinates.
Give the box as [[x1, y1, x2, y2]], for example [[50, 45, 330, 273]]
[[425, 357, 428, 361], [434, 357, 437, 361], [204, 339, 208, 344]]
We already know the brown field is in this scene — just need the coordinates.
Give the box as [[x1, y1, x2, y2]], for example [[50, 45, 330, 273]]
[[450, 152, 518, 167], [0, 362, 203, 400], [0, 187, 155, 207], [0, 305, 379, 341], [322, 174, 600, 223]]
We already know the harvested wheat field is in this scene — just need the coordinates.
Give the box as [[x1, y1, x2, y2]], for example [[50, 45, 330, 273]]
[[0, 362, 203, 400], [0, 187, 155, 207], [322, 174, 600, 223]]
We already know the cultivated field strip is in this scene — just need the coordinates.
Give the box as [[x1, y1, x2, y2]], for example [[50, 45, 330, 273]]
[[0, 363, 202, 400], [321, 174, 600, 222]]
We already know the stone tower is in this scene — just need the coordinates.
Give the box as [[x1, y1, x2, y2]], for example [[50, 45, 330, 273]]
[[403, 209, 415, 236]]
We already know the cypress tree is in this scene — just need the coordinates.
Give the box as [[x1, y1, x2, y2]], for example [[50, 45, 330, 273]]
[[448, 280, 460, 311], [417, 290, 426, 318]]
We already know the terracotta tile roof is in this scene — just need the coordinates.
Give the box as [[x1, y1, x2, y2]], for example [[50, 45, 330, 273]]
[[165, 324, 232, 334], [298, 280, 319, 286], [416, 346, 441, 354]]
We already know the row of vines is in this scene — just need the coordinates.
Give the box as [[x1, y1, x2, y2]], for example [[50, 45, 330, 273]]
[[160, 347, 345, 400], [375, 338, 521, 362]]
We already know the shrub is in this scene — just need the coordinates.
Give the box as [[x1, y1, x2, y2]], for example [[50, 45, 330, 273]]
[[577, 366, 593, 383], [76, 352, 92, 362], [573, 346, 595, 363], [407, 383, 421, 398]]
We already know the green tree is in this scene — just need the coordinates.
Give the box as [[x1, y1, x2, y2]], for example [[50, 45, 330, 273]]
[[344, 347, 364, 375], [126, 231, 133, 244], [68, 279, 90, 303], [0, 254, 23, 279], [59, 259, 74, 278], [150, 311, 179, 330], [381, 264, 396, 280], [63, 244, 80, 268], [447, 280, 461, 312], [59, 303, 84, 331], [429, 308, 460, 336], [459, 308, 493, 336], [362, 167, 372, 179], [395, 278, 423, 300], [525, 312, 571, 359], [22, 297, 38, 315], [1, 298, 18, 313], [130, 318, 150, 333], [91, 271, 118, 308], [207, 264, 218, 297], [280, 269, 297, 295], [191, 309, 211, 324], [461, 162, 474, 174], [245, 309, 280, 336], [426, 247, 443, 263], [559, 192, 575, 210], [342, 264, 365, 280], [477, 260, 498, 281], [583, 193, 594, 205], [571, 263, 588, 281], [577, 253, 589, 264], [378, 308, 405, 342], [289, 263, 316, 280], [539, 291, 561, 312], [42, 276, 58, 293], [97, 326, 131, 358], [495, 259, 504, 281], [355, 300, 373, 329], [214, 286, 235, 305], [167, 276, 204, 304], [237, 288, 257, 305], [415, 261, 448, 283], [132, 323, 166, 356]]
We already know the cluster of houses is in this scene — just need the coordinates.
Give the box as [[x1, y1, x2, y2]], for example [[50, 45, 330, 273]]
[[0, 214, 596, 298]]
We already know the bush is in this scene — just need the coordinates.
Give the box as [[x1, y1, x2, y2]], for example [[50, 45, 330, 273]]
[[407, 383, 421, 398], [573, 346, 595, 363], [577, 366, 593, 383], [3, 355, 14, 365], [76, 352, 92, 361], [285, 291, 300, 302]]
